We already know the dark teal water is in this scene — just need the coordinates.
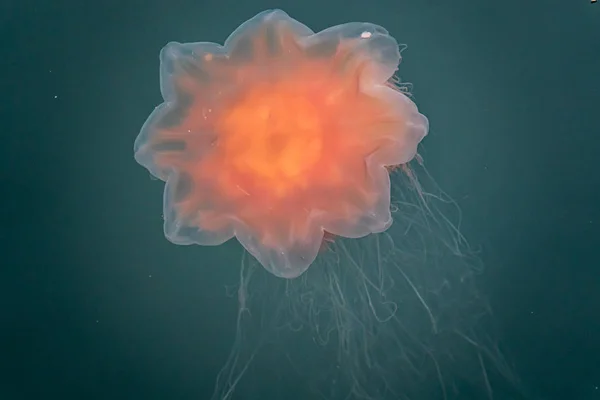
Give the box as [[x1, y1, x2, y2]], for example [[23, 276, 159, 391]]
[[2, 1, 599, 399]]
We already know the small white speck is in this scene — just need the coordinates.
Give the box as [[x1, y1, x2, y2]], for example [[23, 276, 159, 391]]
[[236, 185, 250, 196], [53, 95, 58, 99], [95, 320, 99, 323], [149, 274, 152, 278], [360, 31, 372, 39]]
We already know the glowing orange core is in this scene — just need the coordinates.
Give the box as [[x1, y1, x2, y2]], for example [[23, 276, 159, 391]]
[[219, 83, 324, 197]]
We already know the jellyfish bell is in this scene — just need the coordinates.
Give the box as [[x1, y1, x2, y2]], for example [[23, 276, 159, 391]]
[[134, 9, 428, 279]]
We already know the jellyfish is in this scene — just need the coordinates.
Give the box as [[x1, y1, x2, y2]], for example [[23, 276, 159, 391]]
[[134, 10, 524, 400]]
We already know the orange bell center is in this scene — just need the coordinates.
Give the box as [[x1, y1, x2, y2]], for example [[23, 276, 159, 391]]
[[219, 84, 324, 196]]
